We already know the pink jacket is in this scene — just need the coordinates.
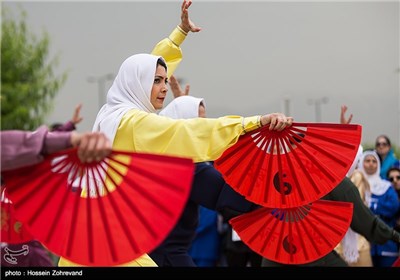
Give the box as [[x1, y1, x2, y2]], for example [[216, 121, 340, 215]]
[[1, 125, 72, 171]]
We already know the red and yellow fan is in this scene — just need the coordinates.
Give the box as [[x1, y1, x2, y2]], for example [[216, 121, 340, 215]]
[[2, 149, 194, 266]]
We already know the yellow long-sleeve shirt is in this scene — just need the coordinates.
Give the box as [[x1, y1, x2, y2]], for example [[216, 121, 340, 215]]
[[115, 110, 262, 163], [151, 25, 187, 78]]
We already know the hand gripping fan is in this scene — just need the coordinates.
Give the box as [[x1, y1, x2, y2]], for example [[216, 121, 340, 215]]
[[230, 200, 353, 265], [214, 123, 362, 208], [2, 149, 194, 266], [1, 188, 34, 244]]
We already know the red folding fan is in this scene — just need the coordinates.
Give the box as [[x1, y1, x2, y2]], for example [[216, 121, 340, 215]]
[[1, 188, 34, 244], [214, 122, 362, 208], [2, 149, 194, 266], [230, 200, 353, 265]]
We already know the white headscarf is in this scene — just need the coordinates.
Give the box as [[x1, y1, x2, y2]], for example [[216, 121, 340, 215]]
[[159, 96, 205, 119], [358, 150, 391, 196], [346, 145, 364, 177], [92, 53, 164, 142]]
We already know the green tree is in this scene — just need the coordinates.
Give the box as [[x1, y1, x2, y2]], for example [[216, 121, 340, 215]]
[[1, 6, 67, 130]]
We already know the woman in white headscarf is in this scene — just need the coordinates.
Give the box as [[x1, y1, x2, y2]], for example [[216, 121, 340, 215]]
[[89, 51, 292, 267], [358, 150, 400, 267], [90, 53, 291, 268], [61, 36, 291, 269], [58, 0, 203, 267]]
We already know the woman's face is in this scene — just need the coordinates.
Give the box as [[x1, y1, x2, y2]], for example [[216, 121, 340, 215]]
[[363, 155, 378, 175], [150, 65, 168, 110], [375, 137, 390, 156], [388, 170, 400, 191]]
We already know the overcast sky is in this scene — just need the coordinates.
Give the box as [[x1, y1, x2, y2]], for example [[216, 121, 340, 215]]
[[3, 0, 400, 145]]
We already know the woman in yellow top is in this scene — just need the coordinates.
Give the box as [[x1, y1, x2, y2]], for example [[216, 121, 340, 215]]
[[60, 53, 292, 267], [58, 55, 292, 266], [59, 0, 201, 267], [79, 54, 290, 266], [85, 21, 292, 269]]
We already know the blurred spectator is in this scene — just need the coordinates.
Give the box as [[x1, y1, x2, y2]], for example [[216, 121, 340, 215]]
[[358, 150, 400, 267], [374, 135, 399, 180], [387, 167, 400, 233]]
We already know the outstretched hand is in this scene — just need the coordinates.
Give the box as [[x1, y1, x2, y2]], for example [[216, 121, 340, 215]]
[[169, 75, 190, 98], [179, 0, 201, 33], [261, 113, 294, 131], [340, 105, 353, 124]]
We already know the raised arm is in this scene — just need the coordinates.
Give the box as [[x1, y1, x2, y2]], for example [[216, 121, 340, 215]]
[[169, 75, 190, 98], [52, 103, 84, 132], [151, 0, 201, 77], [71, 103, 84, 126], [340, 105, 353, 124]]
